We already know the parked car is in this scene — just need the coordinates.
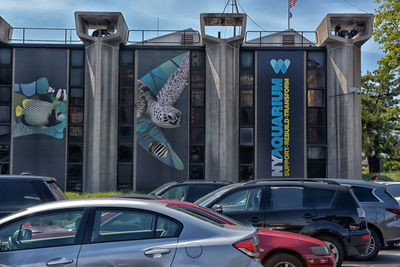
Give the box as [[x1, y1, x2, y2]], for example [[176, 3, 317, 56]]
[[375, 181, 400, 202], [0, 175, 67, 219], [321, 179, 400, 260], [0, 199, 262, 267], [149, 179, 231, 202], [162, 200, 335, 267], [196, 181, 371, 266]]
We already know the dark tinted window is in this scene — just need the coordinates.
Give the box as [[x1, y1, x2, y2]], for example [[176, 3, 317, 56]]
[[186, 184, 217, 202], [0, 181, 49, 211], [351, 186, 380, 203], [309, 188, 335, 208], [47, 181, 67, 200], [386, 184, 400, 197], [335, 190, 359, 210], [270, 187, 311, 210], [161, 185, 190, 201]]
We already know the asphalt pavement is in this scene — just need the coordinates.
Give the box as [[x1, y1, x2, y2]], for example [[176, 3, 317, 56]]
[[343, 248, 400, 267]]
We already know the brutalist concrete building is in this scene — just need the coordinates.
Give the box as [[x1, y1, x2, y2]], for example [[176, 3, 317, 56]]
[[0, 12, 374, 192]]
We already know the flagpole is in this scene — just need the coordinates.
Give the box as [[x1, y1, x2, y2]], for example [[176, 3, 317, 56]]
[[288, 0, 290, 29]]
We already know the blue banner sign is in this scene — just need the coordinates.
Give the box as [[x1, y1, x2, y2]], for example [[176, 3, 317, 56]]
[[256, 51, 305, 178]]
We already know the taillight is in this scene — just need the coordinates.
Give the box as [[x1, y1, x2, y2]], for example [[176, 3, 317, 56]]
[[386, 208, 400, 215], [233, 236, 260, 259]]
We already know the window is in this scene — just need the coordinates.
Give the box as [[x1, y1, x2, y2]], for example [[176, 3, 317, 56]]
[[239, 51, 255, 181], [0, 48, 11, 174], [0, 210, 83, 251], [118, 49, 134, 190], [67, 49, 85, 192], [161, 185, 190, 201], [91, 209, 181, 243], [309, 188, 335, 208], [216, 188, 261, 212], [351, 186, 380, 203], [186, 184, 216, 202], [0, 181, 49, 211], [270, 187, 310, 210]]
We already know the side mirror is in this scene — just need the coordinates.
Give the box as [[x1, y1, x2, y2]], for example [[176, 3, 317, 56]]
[[211, 204, 223, 213]]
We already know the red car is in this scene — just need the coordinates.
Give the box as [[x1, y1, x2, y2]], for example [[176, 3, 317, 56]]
[[159, 200, 335, 267]]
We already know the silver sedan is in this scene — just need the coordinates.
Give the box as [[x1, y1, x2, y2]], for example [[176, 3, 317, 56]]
[[0, 199, 262, 267]]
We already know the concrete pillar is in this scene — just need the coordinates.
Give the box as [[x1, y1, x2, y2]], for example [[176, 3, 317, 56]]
[[200, 13, 246, 182], [0, 16, 12, 43], [316, 14, 374, 179], [75, 12, 129, 192]]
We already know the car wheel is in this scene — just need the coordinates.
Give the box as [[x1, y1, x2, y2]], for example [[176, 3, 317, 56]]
[[317, 235, 344, 267], [263, 253, 304, 267], [353, 228, 381, 261]]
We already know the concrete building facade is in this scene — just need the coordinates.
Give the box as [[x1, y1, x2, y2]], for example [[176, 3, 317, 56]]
[[0, 12, 373, 192]]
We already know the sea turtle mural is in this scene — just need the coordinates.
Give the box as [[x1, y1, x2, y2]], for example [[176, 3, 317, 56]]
[[136, 52, 190, 170]]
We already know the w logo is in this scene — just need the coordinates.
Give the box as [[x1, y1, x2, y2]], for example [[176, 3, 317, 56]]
[[270, 59, 291, 74]]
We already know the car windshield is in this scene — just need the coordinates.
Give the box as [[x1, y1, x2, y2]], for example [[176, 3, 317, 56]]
[[149, 182, 175, 195], [195, 184, 238, 207], [386, 184, 400, 197]]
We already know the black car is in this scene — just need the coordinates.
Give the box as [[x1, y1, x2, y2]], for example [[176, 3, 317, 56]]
[[196, 180, 370, 266], [0, 175, 67, 218], [149, 180, 232, 202]]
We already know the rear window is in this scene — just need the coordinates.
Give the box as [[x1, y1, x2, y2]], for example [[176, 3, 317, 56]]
[[351, 186, 380, 203], [168, 205, 224, 227], [0, 181, 49, 211], [386, 184, 400, 197], [309, 188, 336, 208], [186, 184, 218, 202], [47, 181, 67, 200]]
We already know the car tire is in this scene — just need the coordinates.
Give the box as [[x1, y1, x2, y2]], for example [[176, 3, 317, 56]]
[[317, 235, 344, 267], [353, 228, 381, 261], [263, 253, 304, 267]]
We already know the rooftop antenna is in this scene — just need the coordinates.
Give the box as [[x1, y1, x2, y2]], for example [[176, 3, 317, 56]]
[[222, 0, 240, 37]]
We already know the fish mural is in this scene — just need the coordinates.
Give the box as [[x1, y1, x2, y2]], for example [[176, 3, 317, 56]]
[[137, 52, 190, 170], [13, 77, 67, 139]]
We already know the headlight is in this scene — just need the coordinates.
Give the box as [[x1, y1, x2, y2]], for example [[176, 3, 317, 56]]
[[310, 245, 330, 256]]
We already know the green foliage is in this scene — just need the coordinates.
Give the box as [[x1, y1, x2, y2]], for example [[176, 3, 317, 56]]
[[362, 171, 400, 181], [65, 191, 138, 199], [361, 0, 400, 171]]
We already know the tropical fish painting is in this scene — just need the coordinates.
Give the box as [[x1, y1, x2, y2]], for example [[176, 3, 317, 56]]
[[137, 52, 190, 170], [13, 77, 67, 139]]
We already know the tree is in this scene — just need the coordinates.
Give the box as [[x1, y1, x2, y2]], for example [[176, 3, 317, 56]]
[[361, 0, 400, 172]]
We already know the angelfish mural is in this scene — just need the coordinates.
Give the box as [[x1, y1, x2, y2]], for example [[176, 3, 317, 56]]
[[136, 52, 190, 170], [13, 77, 67, 139]]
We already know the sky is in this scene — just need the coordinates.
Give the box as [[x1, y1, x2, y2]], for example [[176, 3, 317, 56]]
[[1, 0, 382, 73]]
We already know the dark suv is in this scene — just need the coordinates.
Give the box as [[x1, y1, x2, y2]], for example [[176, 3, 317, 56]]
[[0, 175, 67, 219], [149, 180, 231, 202], [196, 180, 370, 266]]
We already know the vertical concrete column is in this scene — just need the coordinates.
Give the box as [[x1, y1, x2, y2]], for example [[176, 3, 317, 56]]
[[316, 14, 373, 179], [200, 13, 246, 182], [0, 16, 12, 43], [75, 12, 129, 192]]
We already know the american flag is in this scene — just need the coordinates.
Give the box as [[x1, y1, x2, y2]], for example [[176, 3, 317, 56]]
[[289, 0, 298, 8]]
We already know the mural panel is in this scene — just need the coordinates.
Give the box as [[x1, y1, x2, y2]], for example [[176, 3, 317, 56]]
[[257, 51, 305, 178], [13, 48, 68, 188], [136, 50, 189, 190]]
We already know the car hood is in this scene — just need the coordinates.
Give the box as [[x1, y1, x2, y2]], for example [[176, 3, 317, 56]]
[[257, 227, 325, 245]]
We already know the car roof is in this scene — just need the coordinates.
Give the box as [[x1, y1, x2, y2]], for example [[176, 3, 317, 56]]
[[171, 179, 232, 185], [240, 179, 348, 190], [0, 198, 169, 224], [326, 178, 387, 188], [0, 175, 56, 182]]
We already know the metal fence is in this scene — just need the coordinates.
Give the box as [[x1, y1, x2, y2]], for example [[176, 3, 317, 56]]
[[10, 27, 81, 44], [245, 30, 317, 47], [127, 29, 201, 45]]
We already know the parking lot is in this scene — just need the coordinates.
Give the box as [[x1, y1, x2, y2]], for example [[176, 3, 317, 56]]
[[343, 248, 400, 267]]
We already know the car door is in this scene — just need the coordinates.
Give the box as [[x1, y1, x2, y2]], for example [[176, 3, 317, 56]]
[[0, 208, 86, 266], [263, 186, 317, 233], [77, 208, 181, 267], [212, 186, 266, 227]]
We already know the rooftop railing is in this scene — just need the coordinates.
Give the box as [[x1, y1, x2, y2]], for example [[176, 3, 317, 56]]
[[11, 27, 81, 44], [7, 27, 318, 47], [245, 30, 317, 47]]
